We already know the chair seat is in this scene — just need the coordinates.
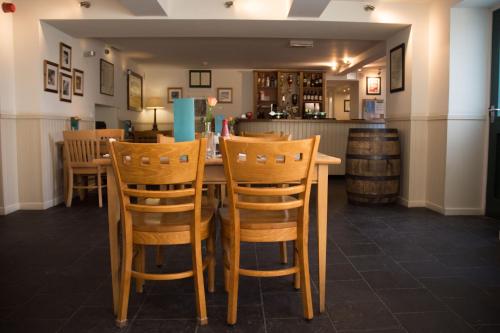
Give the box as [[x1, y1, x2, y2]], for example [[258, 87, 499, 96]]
[[133, 207, 214, 233]]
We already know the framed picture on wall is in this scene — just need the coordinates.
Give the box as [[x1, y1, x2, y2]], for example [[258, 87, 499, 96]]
[[189, 70, 211, 88], [366, 77, 381, 95], [43, 60, 59, 93], [344, 99, 351, 112], [59, 42, 72, 71], [390, 43, 405, 93], [217, 87, 233, 103], [73, 69, 84, 96], [60, 72, 72, 103], [167, 87, 183, 103], [127, 71, 143, 112], [100, 59, 114, 96]]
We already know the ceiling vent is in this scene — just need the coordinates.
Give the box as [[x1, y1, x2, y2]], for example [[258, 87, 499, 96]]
[[289, 40, 314, 48]]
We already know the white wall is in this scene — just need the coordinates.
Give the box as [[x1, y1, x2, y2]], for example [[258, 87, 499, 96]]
[[137, 66, 253, 126], [0, 12, 19, 214]]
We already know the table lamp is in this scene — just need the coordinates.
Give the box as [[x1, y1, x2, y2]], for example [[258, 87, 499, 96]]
[[145, 97, 164, 131]]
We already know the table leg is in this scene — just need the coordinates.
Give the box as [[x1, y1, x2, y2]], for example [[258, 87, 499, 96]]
[[317, 164, 328, 313], [106, 165, 121, 316]]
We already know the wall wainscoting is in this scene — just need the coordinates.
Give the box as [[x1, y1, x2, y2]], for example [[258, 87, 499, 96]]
[[0, 114, 94, 214]]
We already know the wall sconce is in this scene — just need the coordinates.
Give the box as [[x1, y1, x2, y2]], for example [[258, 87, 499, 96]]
[[80, 1, 91, 8], [364, 4, 375, 11], [224, 1, 234, 8], [343, 57, 352, 65], [83, 50, 96, 57], [104, 48, 110, 55]]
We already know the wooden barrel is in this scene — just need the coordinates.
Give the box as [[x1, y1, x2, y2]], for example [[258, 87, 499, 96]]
[[346, 128, 401, 204]]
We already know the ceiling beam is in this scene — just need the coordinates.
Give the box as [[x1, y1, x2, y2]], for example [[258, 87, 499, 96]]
[[120, 0, 168, 16], [337, 42, 386, 75], [288, 0, 331, 17]]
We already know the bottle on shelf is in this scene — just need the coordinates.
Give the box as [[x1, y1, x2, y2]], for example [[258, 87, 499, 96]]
[[303, 76, 307, 87], [318, 75, 323, 86], [319, 92, 323, 101], [265, 75, 270, 87]]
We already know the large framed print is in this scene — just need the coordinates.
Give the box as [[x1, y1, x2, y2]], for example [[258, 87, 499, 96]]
[[390, 43, 405, 93], [127, 71, 143, 112], [100, 59, 114, 96], [189, 70, 211, 88]]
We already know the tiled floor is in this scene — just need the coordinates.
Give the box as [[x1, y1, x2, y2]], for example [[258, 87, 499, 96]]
[[1, 178, 500, 332]]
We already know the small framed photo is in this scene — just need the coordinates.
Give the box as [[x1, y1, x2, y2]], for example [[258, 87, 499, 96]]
[[127, 71, 143, 112], [217, 87, 233, 103], [189, 70, 211, 88], [344, 99, 351, 112], [73, 69, 84, 96], [366, 77, 381, 95], [59, 42, 72, 71], [43, 60, 59, 93], [167, 87, 183, 103], [60, 72, 72, 103], [390, 43, 405, 93], [100, 59, 114, 96]]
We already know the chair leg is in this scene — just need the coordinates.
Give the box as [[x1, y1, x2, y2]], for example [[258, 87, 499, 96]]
[[192, 234, 208, 325], [116, 243, 133, 327], [207, 222, 216, 293], [65, 170, 74, 207], [293, 240, 300, 290], [97, 171, 103, 208], [134, 245, 145, 293], [298, 235, 313, 320], [280, 241, 288, 264], [78, 175, 85, 201], [222, 234, 229, 293], [227, 236, 240, 325], [155, 246, 164, 268]]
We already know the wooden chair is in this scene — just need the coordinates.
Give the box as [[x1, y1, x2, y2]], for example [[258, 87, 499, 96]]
[[133, 130, 171, 143], [219, 136, 320, 324], [95, 128, 125, 141], [110, 139, 215, 327], [63, 130, 106, 208]]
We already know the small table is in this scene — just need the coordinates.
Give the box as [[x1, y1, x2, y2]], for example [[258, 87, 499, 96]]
[[101, 152, 341, 315]]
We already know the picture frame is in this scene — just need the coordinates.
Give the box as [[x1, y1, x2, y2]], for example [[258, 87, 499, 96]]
[[167, 87, 183, 103], [390, 43, 405, 93], [189, 70, 211, 88], [73, 69, 84, 96], [366, 77, 381, 95], [59, 42, 72, 71], [217, 87, 233, 103], [344, 99, 351, 112], [59, 72, 72, 103], [100, 59, 114, 96], [43, 60, 59, 93], [127, 71, 143, 112]]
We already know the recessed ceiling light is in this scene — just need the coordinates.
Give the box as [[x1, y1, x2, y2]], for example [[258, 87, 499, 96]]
[[343, 57, 352, 65], [330, 61, 338, 70]]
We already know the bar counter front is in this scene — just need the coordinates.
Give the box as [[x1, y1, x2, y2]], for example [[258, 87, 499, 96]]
[[237, 118, 385, 175]]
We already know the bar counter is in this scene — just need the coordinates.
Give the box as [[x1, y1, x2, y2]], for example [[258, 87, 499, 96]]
[[237, 118, 386, 175]]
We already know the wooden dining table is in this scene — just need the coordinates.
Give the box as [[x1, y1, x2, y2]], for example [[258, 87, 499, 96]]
[[98, 152, 341, 316]]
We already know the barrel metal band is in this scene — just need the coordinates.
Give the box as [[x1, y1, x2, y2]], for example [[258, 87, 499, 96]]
[[349, 128, 398, 133], [346, 174, 400, 181], [346, 154, 401, 160], [348, 137, 399, 142]]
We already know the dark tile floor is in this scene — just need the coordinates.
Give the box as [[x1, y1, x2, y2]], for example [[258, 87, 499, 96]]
[[1, 178, 500, 333]]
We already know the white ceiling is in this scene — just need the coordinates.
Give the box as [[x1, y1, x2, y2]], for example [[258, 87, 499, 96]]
[[46, 19, 406, 69], [101, 37, 381, 69]]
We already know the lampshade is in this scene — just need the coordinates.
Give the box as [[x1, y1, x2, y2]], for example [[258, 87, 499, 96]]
[[145, 97, 164, 109]]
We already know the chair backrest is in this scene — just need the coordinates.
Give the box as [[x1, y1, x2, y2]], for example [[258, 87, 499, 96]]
[[240, 131, 292, 141], [110, 139, 207, 219], [96, 129, 125, 141], [157, 134, 175, 143], [220, 136, 319, 228], [63, 130, 100, 166], [133, 130, 172, 143]]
